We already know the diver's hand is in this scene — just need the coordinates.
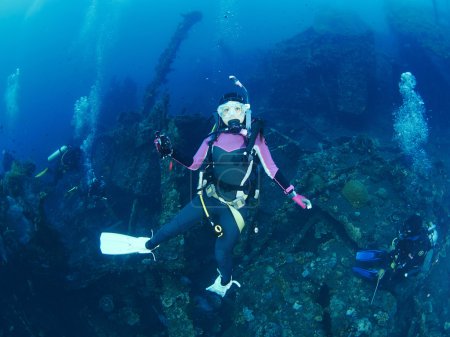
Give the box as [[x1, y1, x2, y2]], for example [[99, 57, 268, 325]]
[[291, 193, 312, 209], [154, 131, 173, 158]]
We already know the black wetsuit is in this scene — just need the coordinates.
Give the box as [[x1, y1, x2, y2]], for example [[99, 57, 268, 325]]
[[147, 130, 294, 284], [390, 231, 432, 278], [148, 196, 248, 283]]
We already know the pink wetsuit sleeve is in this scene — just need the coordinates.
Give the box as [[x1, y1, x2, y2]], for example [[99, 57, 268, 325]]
[[254, 135, 295, 193], [189, 137, 210, 170], [253, 135, 279, 178]]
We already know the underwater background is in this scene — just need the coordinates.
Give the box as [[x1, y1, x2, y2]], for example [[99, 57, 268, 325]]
[[1, 0, 450, 336]]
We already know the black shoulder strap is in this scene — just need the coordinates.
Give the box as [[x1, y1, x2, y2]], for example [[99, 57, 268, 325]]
[[199, 134, 215, 172]]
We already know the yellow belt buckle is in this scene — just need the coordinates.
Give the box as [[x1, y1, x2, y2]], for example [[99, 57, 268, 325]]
[[206, 184, 215, 197], [232, 197, 245, 209]]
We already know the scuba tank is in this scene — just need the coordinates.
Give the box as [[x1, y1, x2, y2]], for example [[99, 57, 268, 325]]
[[48, 145, 68, 161], [35, 145, 69, 178]]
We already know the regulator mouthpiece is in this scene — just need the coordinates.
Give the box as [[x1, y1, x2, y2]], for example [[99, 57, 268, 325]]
[[228, 119, 242, 134]]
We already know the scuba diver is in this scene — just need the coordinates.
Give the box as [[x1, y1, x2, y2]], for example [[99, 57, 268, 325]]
[[86, 174, 108, 208], [353, 214, 438, 285], [35, 145, 82, 184], [100, 75, 312, 297], [36, 144, 106, 204]]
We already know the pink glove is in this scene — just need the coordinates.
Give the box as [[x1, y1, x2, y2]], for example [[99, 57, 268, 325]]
[[292, 193, 312, 209]]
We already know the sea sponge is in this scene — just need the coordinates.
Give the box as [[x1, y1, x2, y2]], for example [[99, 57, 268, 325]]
[[341, 180, 369, 208], [3, 161, 35, 197]]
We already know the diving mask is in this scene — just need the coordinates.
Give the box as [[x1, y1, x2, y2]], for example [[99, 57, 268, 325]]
[[217, 101, 249, 124]]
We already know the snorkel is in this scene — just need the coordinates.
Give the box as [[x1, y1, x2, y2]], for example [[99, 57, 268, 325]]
[[229, 75, 252, 132]]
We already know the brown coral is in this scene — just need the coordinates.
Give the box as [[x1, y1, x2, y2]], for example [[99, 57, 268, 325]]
[[341, 180, 369, 208]]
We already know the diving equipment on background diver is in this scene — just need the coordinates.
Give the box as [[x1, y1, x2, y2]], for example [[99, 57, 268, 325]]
[[48, 145, 68, 161], [370, 269, 385, 305], [36, 145, 70, 178], [427, 222, 438, 246], [351, 266, 386, 304], [35, 167, 49, 178], [352, 266, 379, 280], [355, 250, 387, 262]]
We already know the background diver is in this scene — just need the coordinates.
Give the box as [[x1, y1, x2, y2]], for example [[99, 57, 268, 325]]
[[100, 75, 312, 297], [35, 144, 82, 184], [353, 214, 438, 284], [36, 145, 106, 203]]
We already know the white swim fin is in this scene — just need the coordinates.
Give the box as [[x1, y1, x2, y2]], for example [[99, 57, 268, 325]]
[[100, 232, 152, 255]]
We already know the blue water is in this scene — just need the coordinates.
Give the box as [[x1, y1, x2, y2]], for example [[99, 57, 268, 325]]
[[0, 0, 412, 168]]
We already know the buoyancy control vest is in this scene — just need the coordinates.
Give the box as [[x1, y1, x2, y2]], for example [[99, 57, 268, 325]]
[[201, 118, 264, 203]]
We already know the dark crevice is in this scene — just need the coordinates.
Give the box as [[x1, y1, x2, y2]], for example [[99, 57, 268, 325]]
[[317, 283, 333, 337]]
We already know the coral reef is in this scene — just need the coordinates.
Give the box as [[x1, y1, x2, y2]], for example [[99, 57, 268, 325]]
[[3, 161, 36, 197], [341, 179, 370, 208], [2, 108, 449, 337], [0, 159, 41, 264]]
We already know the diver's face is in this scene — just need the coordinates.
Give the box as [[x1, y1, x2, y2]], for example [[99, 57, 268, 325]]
[[217, 101, 245, 125]]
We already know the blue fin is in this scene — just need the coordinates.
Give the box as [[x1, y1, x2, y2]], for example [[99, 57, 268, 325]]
[[356, 250, 386, 262], [352, 267, 379, 280]]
